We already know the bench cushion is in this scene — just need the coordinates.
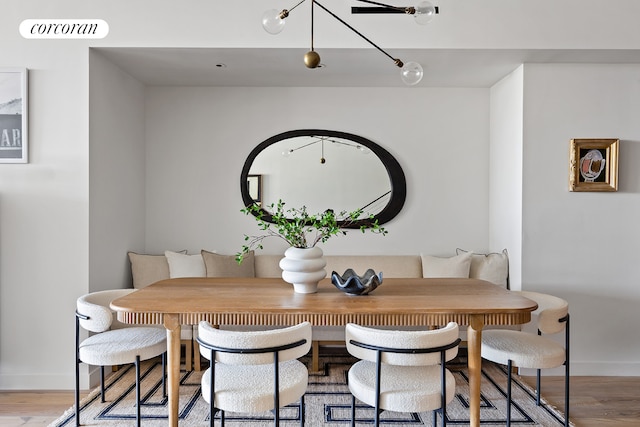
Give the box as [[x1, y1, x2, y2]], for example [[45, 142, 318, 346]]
[[202, 249, 255, 277], [254, 254, 423, 279], [457, 248, 509, 288], [421, 252, 472, 278]]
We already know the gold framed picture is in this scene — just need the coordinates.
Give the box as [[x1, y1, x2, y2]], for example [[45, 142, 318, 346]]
[[569, 138, 619, 192]]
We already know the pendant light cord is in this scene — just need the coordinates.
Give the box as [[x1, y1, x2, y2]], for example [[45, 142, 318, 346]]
[[311, 0, 315, 51]]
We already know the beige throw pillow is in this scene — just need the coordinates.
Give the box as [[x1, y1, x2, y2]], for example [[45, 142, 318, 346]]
[[201, 250, 256, 277], [165, 250, 206, 278], [456, 248, 509, 288], [128, 251, 176, 289], [421, 251, 473, 278]]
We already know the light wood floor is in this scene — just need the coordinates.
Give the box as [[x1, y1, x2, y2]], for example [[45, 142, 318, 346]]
[[0, 376, 638, 426]]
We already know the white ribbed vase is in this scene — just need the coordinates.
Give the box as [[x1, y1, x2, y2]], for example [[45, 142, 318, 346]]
[[279, 246, 327, 293]]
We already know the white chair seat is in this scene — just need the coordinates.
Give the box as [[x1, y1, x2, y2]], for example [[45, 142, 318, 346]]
[[76, 289, 168, 427], [201, 359, 308, 413], [348, 360, 456, 413], [482, 329, 566, 370], [79, 326, 167, 366], [480, 292, 570, 427]]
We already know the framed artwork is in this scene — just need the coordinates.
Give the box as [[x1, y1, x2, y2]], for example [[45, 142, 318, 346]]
[[0, 68, 28, 163], [569, 138, 619, 192], [247, 174, 262, 205]]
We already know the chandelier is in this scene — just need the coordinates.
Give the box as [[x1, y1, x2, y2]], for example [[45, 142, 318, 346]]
[[262, 0, 439, 86], [282, 135, 370, 164]]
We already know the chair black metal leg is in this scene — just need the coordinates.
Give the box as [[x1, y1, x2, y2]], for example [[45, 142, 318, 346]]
[[220, 409, 225, 427], [375, 408, 382, 427], [351, 395, 356, 427], [442, 403, 447, 426], [565, 358, 570, 427], [536, 368, 541, 406], [441, 350, 447, 427], [299, 394, 305, 427], [75, 315, 82, 426], [565, 315, 570, 427], [100, 366, 105, 403], [162, 352, 167, 398], [75, 358, 81, 426], [433, 410, 437, 426], [273, 352, 280, 427], [135, 356, 141, 427], [209, 409, 218, 427], [209, 351, 215, 427], [374, 351, 382, 427], [506, 360, 513, 427]]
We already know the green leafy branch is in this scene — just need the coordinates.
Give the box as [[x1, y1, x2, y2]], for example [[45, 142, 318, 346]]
[[236, 199, 387, 264]]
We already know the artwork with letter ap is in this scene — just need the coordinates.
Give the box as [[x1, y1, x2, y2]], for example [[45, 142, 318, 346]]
[[0, 68, 28, 163], [569, 138, 618, 192]]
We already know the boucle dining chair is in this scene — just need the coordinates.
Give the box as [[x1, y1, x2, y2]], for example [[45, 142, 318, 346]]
[[75, 289, 167, 427], [196, 321, 312, 427], [481, 291, 569, 427], [345, 322, 461, 427]]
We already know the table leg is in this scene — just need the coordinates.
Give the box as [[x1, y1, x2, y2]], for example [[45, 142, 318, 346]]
[[311, 341, 320, 373], [467, 315, 485, 427], [163, 314, 181, 427]]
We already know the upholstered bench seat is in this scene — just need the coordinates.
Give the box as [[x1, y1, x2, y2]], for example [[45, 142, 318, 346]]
[[128, 248, 510, 372]]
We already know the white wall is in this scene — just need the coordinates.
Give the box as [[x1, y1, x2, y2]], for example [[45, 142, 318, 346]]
[[522, 63, 640, 375], [1, 0, 640, 390], [89, 49, 147, 293], [489, 66, 524, 290], [0, 41, 90, 388], [144, 87, 490, 257]]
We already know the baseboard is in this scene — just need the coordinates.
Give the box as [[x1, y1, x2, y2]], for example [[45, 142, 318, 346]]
[[520, 361, 640, 377], [0, 372, 74, 390], [569, 361, 640, 376], [1, 365, 106, 391]]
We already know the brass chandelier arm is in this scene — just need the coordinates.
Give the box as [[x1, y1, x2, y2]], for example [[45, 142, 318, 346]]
[[313, 0, 402, 67], [279, 0, 307, 19], [263, 0, 425, 84]]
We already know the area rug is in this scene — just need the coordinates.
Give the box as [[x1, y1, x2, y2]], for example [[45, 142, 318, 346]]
[[51, 354, 572, 426]]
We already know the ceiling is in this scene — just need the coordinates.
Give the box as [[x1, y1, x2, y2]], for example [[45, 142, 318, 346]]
[[95, 47, 640, 88]]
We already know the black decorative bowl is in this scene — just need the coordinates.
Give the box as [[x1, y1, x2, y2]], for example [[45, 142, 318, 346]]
[[330, 268, 383, 295]]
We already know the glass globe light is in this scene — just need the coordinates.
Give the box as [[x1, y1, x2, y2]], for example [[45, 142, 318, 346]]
[[414, 1, 436, 25], [262, 9, 287, 34], [400, 61, 424, 86]]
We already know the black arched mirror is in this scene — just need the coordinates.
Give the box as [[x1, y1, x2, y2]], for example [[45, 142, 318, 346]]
[[240, 129, 406, 228]]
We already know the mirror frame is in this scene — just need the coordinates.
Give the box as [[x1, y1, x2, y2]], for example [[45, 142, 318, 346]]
[[240, 129, 406, 228]]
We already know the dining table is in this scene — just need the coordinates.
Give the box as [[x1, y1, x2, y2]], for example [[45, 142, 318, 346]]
[[111, 276, 537, 427]]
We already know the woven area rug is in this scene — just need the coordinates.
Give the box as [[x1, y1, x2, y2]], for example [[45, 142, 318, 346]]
[[51, 354, 572, 426]]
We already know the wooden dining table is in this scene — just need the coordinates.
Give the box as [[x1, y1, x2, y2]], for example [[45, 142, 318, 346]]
[[111, 277, 537, 427]]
